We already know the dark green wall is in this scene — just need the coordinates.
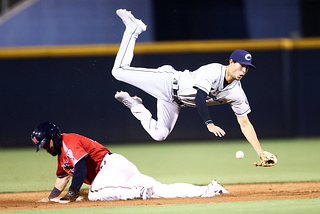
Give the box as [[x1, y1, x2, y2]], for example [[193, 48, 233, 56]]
[[1, 49, 318, 147]]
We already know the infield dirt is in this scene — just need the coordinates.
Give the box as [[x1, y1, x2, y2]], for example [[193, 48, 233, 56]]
[[1, 182, 320, 211]]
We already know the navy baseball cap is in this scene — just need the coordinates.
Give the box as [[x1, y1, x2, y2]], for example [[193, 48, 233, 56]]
[[230, 49, 256, 69]]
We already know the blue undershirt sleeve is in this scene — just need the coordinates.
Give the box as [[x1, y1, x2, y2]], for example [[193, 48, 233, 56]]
[[70, 157, 87, 192], [195, 89, 213, 125]]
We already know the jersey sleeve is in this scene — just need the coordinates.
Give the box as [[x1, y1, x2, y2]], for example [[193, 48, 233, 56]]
[[56, 159, 68, 178], [230, 90, 251, 117], [193, 64, 220, 94], [63, 135, 89, 166]]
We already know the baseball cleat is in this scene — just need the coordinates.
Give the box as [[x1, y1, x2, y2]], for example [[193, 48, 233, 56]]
[[115, 91, 142, 109], [58, 196, 84, 204], [116, 9, 147, 33], [210, 180, 230, 195], [140, 186, 154, 200]]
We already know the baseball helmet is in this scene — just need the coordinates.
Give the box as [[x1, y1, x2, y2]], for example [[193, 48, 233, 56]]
[[31, 121, 62, 152]]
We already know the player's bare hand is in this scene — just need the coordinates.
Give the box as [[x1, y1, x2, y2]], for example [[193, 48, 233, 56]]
[[37, 197, 50, 203], [207, 123, 226, 137]]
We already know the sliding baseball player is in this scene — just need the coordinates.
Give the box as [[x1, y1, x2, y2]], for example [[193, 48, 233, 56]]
[[32, 121, 229, 203]]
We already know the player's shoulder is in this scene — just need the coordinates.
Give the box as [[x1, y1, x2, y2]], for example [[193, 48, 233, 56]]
[[61, 133, 84, 142], [235, 80, 243, 88], [199, 63, 223, 70], [194, 63, 225, 76], [62, 133, 81, 138], [229, 81, 245, 93]]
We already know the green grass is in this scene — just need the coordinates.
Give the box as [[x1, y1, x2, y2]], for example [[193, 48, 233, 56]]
[[115, 138, 320, 185], [1, 138, 320, 193], [1, 198, 320, 214]]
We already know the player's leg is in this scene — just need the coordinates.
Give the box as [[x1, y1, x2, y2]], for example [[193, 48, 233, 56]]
[[122, 172, 206, 198], [112, 9, 176, 100], [112, 9, 180, 141], [129, 99, 180, 141], [125, 171, 229, 199], [88, 153, 144, 201], [150, 180, 229, 198], [112, 9, 147, 73], [112, 9, 158, 89]]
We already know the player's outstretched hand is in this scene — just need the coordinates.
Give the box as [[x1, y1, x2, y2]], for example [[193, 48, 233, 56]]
[[37, 197, 50, 203], [207, 123, 226, 137]]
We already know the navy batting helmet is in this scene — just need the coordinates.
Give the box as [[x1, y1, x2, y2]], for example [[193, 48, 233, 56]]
[[31, 121, 62, 152]]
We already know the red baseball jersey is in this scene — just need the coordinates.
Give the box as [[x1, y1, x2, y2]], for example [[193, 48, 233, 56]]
[[56, 133, 110, 185]]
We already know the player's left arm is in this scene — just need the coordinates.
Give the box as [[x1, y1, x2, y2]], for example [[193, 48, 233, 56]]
[[59, 157, 87, 202], [236, 115, 263, 156], [195, 89, 226, 137]]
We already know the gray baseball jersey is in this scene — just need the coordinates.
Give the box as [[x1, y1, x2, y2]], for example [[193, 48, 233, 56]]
[[176, 63, 251, 117]]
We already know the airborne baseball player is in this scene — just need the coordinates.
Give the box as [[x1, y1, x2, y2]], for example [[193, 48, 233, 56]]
[[31, 121, 229, 203], [112, 9, 277, 165]]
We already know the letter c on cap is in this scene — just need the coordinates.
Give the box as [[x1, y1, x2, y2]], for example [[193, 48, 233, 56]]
[[245, 54, 251, 61]]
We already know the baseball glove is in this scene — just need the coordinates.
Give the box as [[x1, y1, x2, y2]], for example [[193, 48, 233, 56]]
[[252, 151, 278, 167]]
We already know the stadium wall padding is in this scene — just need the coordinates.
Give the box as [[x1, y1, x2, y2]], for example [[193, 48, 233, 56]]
[[1, 47, 319, 147]]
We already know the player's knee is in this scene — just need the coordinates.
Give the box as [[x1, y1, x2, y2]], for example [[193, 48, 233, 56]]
[[111, 67, 127, 81], [88, 192, 95, 201], [152, 136, 166, 142], [151, 129, 169, 141], [111, 67, 121, 80], [152, 137, 166, 142]]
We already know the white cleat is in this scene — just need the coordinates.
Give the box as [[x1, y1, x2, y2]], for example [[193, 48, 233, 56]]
[[115, 91, 142, 109], [203, 180, 230, 197], [116, 9, 147, 33], [140, 187, 154, 200], [210, 180, 230, 195]]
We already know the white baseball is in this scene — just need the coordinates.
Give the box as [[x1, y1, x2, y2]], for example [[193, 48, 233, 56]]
[[236, 151, 244, 159]]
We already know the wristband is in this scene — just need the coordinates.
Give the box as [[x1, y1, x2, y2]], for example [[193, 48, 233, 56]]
[[49, 187, 61, 199], [205, 120, 213, 125]]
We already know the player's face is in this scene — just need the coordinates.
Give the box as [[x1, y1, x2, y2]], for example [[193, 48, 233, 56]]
[[43, 139, 60, 156], [229, 61, 249, 81]]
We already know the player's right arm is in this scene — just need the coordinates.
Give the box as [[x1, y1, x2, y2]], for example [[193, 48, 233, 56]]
[[37, 175, 71, 202], [195, 89, 226, 137], [236, 115, 263, 156]]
